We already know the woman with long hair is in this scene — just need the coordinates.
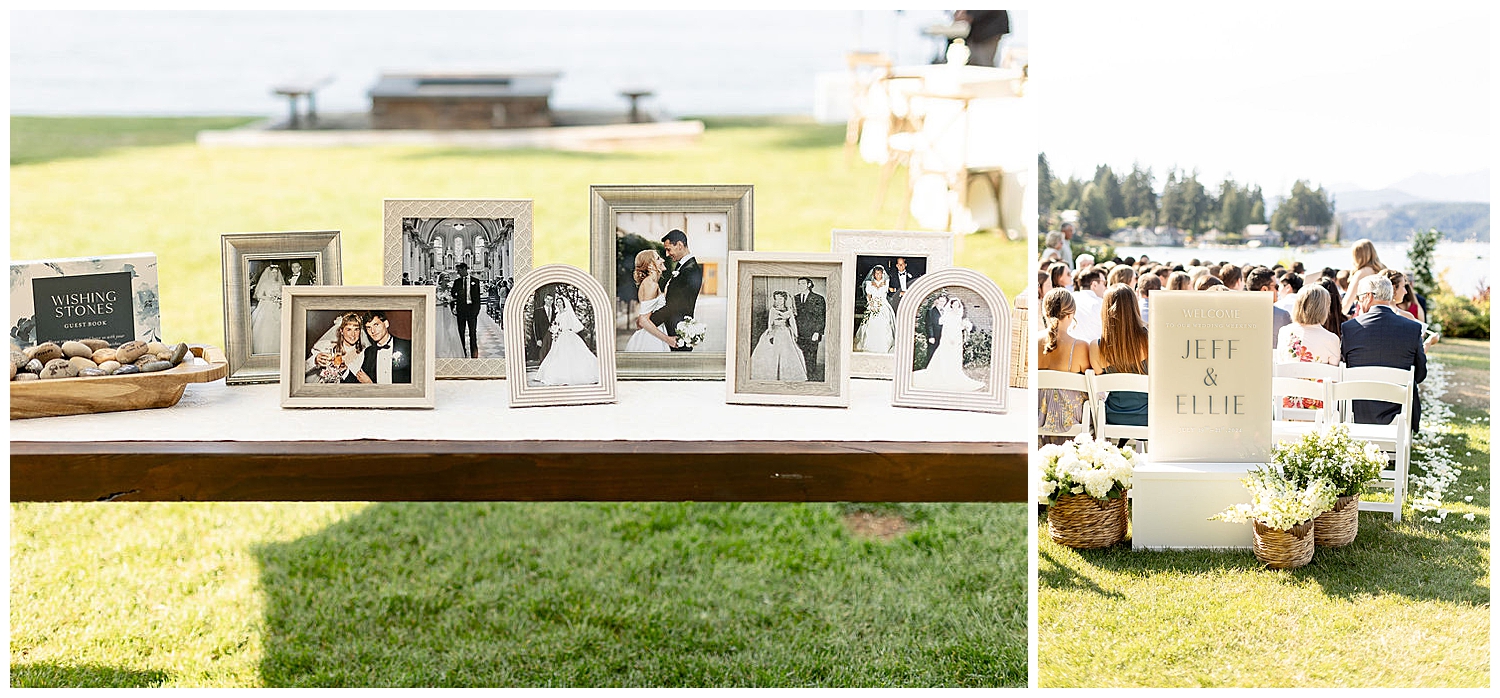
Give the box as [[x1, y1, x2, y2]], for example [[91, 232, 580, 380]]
[[1088, 284, 1149, 428], [1167, 271, 1193, 291], [1048, 262, 1073, 293], [1317, 277, 1347, 339], [1036, 288, 1091, 444], [1343, 239, 1386, 315], [1381, 269, 1424, 323], [307, 312, 368, 384], [624, 249, 679, 352]]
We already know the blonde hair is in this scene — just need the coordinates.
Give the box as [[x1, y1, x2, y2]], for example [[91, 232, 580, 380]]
[[1042, 287, 1075, 354], [1352, 239, 1385, 272], [1294, 284, 1330, 326], [633, 249, 660, 285], [1099, 284, 1148, 372], [1167, 271, 1192, 291], [336, 312, 364, 352]]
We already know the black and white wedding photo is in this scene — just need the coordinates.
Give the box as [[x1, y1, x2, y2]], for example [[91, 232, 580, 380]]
[[911, 287, 992, 392], [614, 212, 728, 355], [398, 216, 516, 360], [522, 282, 601, 388], [747, 276, 827, 383], [853, 254, 928, 355], [246, 257, 317, 355]]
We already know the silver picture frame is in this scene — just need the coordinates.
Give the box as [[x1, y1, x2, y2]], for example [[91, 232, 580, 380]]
[[280, 285, 436, 409], [383, 198, 534, 379], [221, 230, 342, 385], [892, 268, 1010, 414], [503, 264, 617, 408], [724, 252, 854, 408], [589, 184, 753, 380], [830, 228, 957, 379]]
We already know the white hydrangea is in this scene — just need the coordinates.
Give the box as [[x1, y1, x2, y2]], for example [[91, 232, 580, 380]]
[[1036, 435, 1137, 505]]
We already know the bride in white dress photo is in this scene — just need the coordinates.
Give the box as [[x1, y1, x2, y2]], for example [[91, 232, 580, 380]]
[[853, 265, 896, 353], [624, 249, 679, 352], [912, 296, 986, 392], [749, 290, 808, 381], [249, 263, 284, 354], [534, 295, 601, 386]]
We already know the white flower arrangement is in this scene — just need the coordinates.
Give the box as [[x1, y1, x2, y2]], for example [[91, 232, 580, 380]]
[[1037, 435, 1136, 506], [1274, 423, 1387, 497], [1211, 466, 1339, 532], [675, 316, 707, 349]]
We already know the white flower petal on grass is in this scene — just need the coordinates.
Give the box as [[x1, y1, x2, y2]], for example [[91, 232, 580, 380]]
[[1463, 513, 1476, 521]]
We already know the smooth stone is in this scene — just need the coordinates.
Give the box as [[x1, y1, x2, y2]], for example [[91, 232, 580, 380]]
[[68, 356, 98, 372], [115, 341, 148, 364], [146, 341, 168, 355], [40, 359, 77, 379], [113, 364, 141, 375], [80, 338, 111, 351], [8, 361, 15, 381], [79, 368, 108, 377], [169, 342, 190, 364], [11, 351, 27, 368], [98, 360, 122, 374], [140, 360, 174, 373], [62, 341, 93, 358], [13, 373, 38, 382], [29, 343, 63, 363], [23, 358, 44, 374], [135, 356, 156, 368], [91, 348, 118, 364]]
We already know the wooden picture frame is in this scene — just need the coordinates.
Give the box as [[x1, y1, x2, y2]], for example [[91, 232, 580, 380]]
[[503, 264, 617, 407], [383, 198, 533, 379], [280, 286, 436, 409], [221, 230, 342, 385], [892, 268, 1010, 414], [724, 252, 854, 408], [589, 184, 753, 380], [830, 228, 957, 379]]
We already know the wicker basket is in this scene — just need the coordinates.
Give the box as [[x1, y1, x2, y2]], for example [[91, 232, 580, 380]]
[[1047, 492, 1128, 549], [1313, 495, 1360, 547], [1251, 518, 1315, 569]]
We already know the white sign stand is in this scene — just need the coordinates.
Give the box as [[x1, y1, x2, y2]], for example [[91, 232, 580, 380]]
[[1134, 291, 1274, 549]]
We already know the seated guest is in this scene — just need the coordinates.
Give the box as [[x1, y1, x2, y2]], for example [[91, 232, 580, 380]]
[[1069, 267, 1107, 343], [1075, 253, 1095, 274], [1088, 284, 1149, 430], [1219, 264, 1244, 291], [1342, 275, 1426, 428], [1167, 271, 1193, 291], [1276, 285, 1340, 409], [1381, 269, 1424, 323], [1037, 288, 1092, 444], [1276, 273, 1303, 314], [1335, 269, 1351, 295], [1318, 277, 1347, 339], [1248, 267, 1291, 348], [1136, 273, 1161, 323], [1106, 264, 1135, 288], [1195, 275, 1224, 291], [1048, 262, 1073, 295]]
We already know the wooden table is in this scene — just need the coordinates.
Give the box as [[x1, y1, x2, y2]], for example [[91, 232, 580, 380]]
[[10, 380, 1027, 503]]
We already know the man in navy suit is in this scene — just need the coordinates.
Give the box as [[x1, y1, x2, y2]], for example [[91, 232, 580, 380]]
[[1341, 274, 1425, 428]]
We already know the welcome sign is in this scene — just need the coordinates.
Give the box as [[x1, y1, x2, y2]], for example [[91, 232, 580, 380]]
[[1147, 291, 1273, 463]]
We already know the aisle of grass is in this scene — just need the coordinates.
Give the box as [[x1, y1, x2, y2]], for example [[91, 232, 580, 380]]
[[1037, 343, 1491, 687], [10, 116, 1029, 687]]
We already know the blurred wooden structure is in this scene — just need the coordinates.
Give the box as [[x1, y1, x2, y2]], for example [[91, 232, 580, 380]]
[[369, 72, 561, 130]]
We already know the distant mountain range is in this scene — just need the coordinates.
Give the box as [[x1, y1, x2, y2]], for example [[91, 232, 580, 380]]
[[1328, 171, 1488, 242]]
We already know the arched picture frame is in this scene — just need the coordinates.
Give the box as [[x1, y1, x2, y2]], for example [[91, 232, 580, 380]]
[[892, 268, 1010, 414], [503, 264, 616, 407]]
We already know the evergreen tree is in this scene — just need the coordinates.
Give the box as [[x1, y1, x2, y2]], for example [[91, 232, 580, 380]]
[[1249, 185, 1266, 224], [1217, 178, 1251, 234], [1038, 152, 1054, 228], [1079, 182, 1112, 236], [1121, 163, 1158, 224], [1094, 164, 1125, 219]]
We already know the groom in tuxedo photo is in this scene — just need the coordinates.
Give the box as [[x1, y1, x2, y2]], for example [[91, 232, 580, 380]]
[[921, 290, 950, 370], [651, 229, 703, 352], [451, 262, 483, 359], [285, 259, 314, 286], [356, 310, 412, 384], [529, 290, 555, 365], [794, 277, 826, 381]]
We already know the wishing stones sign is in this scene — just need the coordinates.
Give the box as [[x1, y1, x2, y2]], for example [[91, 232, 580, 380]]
[[1148, 291, 1272, 463]]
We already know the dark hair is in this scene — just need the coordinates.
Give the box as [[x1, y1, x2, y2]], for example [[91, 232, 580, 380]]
[[1292, 262, 1305, 274], [1318, 277, 1346, 338], [661, 229, 688, 245], [1246, 267, 1276, 292], [1218, 264, 1242, 289], [1136, 273, 1161, 298], [456, 262, 468, 272], [1076, 267, 1105, 289], [365, 310, 389, 323], [1195, 275, 1223, 291], [1282, 273, 1304, 293], [798, 277, 813, 286], [1048, 262, 1070, 290]]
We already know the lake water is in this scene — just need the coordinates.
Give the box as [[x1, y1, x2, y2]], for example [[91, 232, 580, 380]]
[[1109, 241, 1491, 297], [10, 10, 1028, 118]]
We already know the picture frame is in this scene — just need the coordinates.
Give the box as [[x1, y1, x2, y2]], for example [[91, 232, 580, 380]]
[[503, 264, 617, 407], [724, 252, 854, 407], [892, 268, 1010, 414], [589, 184, 754, 380], [221, 230, 342, 385], [279, 285, 436, 409], [383, 198, 533, 379], [830, 228, 957, 379]]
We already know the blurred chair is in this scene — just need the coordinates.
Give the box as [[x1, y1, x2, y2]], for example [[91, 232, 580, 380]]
[[843, 52, 892, 166], [1009, 303, 1028, 389]]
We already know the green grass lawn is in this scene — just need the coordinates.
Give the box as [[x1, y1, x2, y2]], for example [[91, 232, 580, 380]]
[[1038, 343, 1491, 687], [9, 117, 1029, 687]]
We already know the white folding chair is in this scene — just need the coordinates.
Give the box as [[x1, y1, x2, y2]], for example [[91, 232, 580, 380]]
[[1331, 378, 1412, 522], [1090, 371, 1149, 452], [1038, 369, 1094, 442], [1339, 365, 1412, 423], [1271, 378, 1333, 442], [1273, 361, 1341, 422]]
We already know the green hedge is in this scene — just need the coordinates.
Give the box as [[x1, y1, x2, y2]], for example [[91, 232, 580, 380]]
[[1430, 293, 1490, 339]]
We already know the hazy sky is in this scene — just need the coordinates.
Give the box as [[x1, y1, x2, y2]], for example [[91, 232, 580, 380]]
[[1034, 5, 1490, 196]]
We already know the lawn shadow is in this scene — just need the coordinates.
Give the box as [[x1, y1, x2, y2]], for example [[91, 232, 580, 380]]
[[10, 662, 170, 688], [253, 502, 1028, 687], [1036, 548, 1125, 599], [1040, 511, 1489, 606]]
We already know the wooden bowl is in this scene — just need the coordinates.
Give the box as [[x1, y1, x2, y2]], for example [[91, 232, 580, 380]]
[[10, 344, 228, 419]]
